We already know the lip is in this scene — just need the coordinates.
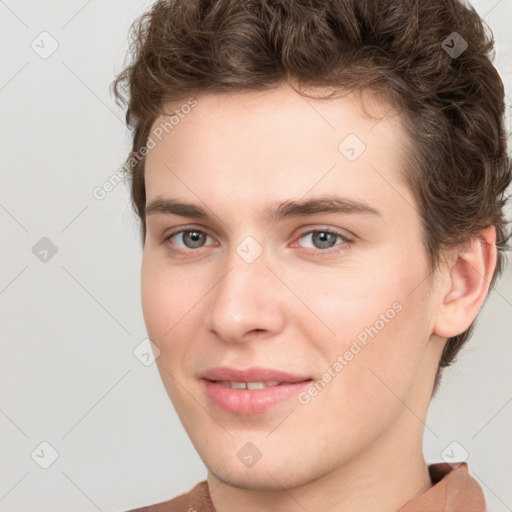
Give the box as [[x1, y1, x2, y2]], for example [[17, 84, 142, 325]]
[[199, 366, 313, 415], [199, 366, 311, 383]]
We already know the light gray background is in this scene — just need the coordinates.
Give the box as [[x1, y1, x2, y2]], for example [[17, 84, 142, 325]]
[[0, 1, 511, 511]]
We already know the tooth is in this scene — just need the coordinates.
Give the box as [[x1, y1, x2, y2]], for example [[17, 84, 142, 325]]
[[230, 382, 247, 389], [247, 382, 265, 389], [247, 381, 281, 389], [223, 381, 282, 389]]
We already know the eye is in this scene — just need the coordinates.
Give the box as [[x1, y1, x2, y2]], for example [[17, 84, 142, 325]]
[[163, 229, 215, 252], [295, 229, 351, 255]]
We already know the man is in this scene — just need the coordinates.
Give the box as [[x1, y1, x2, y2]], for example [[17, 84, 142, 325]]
[[112, 0, 511, 510]]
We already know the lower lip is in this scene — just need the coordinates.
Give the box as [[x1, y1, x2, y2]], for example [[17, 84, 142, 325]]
[[201, 379, 312, 415]]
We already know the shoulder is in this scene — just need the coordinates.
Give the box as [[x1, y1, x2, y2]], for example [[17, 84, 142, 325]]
[[125, 480, 214, 512]]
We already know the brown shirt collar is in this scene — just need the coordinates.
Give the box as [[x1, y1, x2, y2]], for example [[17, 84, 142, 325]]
[[128, 462, 486, 512], [399, 462, 486, 511]]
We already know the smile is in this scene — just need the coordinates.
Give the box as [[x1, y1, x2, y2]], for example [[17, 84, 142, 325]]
[[201, 378, 313, 414], [215, 380, 281, 389]]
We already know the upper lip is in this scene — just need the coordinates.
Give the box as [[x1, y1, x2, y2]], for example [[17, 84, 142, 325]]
[[199, 366, 312, 383]]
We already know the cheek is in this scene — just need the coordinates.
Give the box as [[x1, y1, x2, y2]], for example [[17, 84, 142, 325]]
[[140, 253, 186, 342], [140, 251, 213, 380], [141, 259, 164, 338], [140, 255, 195, 402], [287, 263, 404, 343], [295, 257, 433, 391], [291, 299, 431, 456], [351, 295, 432, 409]]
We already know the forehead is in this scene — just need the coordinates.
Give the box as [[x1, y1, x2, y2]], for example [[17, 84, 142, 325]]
[[144, 85, 415, 222]]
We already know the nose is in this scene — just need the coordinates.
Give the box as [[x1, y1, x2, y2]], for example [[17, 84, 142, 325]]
[[205, 250, 286, 344]]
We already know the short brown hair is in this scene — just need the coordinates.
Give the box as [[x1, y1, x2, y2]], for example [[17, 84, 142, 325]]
[[112, 0, 511, 393]]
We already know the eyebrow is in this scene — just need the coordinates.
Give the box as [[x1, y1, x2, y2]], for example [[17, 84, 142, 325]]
[[145, 195, 381, 223]]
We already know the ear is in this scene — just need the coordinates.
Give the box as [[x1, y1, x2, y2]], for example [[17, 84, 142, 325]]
[[433, 226, 497, 338]]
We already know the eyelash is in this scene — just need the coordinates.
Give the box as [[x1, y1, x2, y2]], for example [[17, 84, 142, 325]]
[[161, 227, 353, 258]]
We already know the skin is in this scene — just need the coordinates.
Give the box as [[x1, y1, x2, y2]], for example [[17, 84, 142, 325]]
[[141, 84, 496, 512]]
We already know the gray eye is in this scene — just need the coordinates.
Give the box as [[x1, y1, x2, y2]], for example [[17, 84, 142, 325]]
[[182, 230, 207, 248], [309, 231, 339, 249], [301, 230, 343, 250]]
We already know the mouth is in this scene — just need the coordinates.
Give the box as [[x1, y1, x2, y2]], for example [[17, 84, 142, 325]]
[[199, 366, 312, 383], [199, 367, 314, 414], [212, 380, 297, 389]]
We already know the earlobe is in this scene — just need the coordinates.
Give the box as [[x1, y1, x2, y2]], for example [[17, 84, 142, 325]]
[[433, 226, 497, 339]]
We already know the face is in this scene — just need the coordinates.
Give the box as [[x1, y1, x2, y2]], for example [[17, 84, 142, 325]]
[[141, 85, 444, 490]]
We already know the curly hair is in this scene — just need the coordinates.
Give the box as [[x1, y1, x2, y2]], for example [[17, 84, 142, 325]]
[[112, 0, 511, 393]]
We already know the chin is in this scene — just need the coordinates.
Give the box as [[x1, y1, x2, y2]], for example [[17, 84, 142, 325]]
[[207, 462, 313, 491], [201, 442, 330, 491]]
